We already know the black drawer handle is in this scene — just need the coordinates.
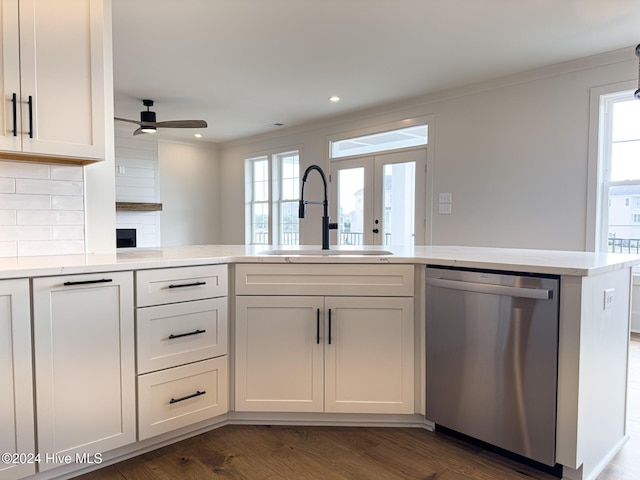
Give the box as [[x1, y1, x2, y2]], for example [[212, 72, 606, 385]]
[[63, 278, 113, 286], [169, 390, 206, 404], [168, 329, 206, 340], [168, 281, 206, 289]]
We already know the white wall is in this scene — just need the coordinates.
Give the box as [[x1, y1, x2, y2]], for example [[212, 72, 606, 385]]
[[219, 47, 637, 251], [158, 139, 220, 246]]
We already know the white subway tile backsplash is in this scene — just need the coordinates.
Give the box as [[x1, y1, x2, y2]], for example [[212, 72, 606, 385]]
[[1, 226, 51, 241], [0, 161, 49, 179], [0, 211, 16, 225], [0, 178, 15, 193], [0, 160, 85, 257], [17, 210, 84, 226], [0, 242, 17, 257], [18, 240, 84, 256], [51, 165, 83, 181], [52, 195, 84, 211], [52, 226, 84, 240], [16, 178, 83, 196], [0, 193, 51, 210]]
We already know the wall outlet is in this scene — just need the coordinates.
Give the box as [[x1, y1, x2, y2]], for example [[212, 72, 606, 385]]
[[603, 288, 615, 310]]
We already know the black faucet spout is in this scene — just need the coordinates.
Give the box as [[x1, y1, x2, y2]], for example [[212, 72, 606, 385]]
[[299, 165, 337, 250]]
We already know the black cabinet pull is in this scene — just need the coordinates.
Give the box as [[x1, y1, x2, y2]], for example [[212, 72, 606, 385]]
[[316, 308, 320, 345], [168, 281, 206, 289], [328, 308, 332, 345], [11, 93, 17, 136], [27, 95, 33, 138], [63, 278, 113, 286], [169, 390, 206, 404], [168, 329, 206, 340]]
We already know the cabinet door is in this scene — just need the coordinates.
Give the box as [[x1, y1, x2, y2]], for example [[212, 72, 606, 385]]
[[324, 296, 414, 414], [18, 0, 106, 159], [0, 0, 21, 153], [0, 279, 35, 480], [32, 272, 135, 471], [235, 296, 324, 412]]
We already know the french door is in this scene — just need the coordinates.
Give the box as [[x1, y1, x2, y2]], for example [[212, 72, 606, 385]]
[[330, 149, 426, 247]]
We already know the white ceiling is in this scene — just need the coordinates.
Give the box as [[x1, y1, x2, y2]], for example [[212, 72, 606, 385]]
[[112, 0, 640, 143]]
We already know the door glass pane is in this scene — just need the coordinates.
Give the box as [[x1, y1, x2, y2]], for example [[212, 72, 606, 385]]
[[337, 167, 364, 245], [382, 161, 415, 247]]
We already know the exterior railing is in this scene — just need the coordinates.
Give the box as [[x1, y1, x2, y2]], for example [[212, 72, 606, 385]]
[[609, 237, 640, 253]]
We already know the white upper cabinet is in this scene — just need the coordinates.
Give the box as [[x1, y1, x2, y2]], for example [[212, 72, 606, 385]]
[[0, 0, 108, 162]]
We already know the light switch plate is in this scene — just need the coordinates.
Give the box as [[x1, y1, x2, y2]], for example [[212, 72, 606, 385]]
[[439, 192, 452, 203], [439, 203, 452, 215]]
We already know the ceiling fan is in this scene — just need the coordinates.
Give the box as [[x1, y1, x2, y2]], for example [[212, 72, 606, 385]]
[[115, 99, 208, 135]]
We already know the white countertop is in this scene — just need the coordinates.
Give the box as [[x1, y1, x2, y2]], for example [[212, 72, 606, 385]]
[[0, 244, 638, 279]]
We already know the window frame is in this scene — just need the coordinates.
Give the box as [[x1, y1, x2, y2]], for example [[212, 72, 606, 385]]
[[245, 148, 301, 246], [586, 82, 640, 253], [587, 80, 637, 252]]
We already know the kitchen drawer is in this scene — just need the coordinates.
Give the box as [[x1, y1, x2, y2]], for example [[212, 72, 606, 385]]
[[137, 356, 228, 440], [137, 297, 228, 374], [136, 265, 227, 307], [235, 264, 414, 296]]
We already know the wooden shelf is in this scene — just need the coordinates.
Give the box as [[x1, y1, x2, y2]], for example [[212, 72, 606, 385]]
[[116, 202, 163, 212]]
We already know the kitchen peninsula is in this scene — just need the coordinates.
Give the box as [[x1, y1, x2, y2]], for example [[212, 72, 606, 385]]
[[1, 245, 637, 480]]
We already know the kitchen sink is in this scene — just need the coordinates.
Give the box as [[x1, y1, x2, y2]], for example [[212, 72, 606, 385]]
[[259, 249, 393, 256]]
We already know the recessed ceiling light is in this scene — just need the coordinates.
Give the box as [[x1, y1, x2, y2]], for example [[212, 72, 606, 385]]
[[266, 123, 285, 128], [194, 133, 202, 138], [329, 96, 341, 103]]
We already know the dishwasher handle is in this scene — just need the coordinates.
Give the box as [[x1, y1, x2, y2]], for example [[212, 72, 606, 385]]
[[426, 277, 552, 300]]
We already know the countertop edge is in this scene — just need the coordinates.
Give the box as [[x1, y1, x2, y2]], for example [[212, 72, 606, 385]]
[[0, 246, 639, 279]]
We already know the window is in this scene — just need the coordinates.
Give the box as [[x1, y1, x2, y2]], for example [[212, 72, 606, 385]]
[[598, 90, 640, 253], [245, 150, 300, 245], [330, 124, 427, 159], [275, 151, 300, 245], [245, 157, 270, 245]]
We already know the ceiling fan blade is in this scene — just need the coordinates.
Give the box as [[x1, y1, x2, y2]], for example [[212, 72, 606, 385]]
[[114, 117, 143, 126], [154, 120, 208, 129], [132, 127, 146, 136]]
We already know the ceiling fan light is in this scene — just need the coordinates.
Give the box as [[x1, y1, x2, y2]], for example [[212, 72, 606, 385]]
[[141, 126, 157, 133]]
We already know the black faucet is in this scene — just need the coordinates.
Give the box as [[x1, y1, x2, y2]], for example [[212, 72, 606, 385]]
[[298, 165, 338, 250]]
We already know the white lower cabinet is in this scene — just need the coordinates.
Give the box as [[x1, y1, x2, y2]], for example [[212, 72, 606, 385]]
[[138, 356, 228, 440], [235, 293, 414, 414], [135, 265, 229, 440], [0, 279, 35, 480], [32, 272, 136, 472]]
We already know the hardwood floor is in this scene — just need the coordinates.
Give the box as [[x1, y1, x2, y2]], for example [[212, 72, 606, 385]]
[[77, 335, 640, 480]]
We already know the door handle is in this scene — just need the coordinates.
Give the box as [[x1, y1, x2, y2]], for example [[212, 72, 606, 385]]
[[28, 96, 33, 138], [373, 228, 379, 234], [11, 93, 17, 136]]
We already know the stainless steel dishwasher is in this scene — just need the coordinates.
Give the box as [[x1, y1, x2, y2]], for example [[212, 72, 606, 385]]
[[426, 266, 559, 467]]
